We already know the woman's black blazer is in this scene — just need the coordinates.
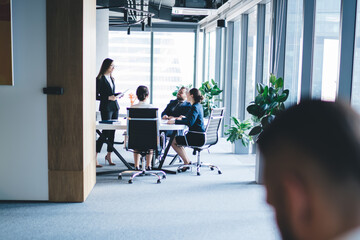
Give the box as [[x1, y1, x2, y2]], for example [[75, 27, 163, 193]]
[[96, 76, 120, 112]]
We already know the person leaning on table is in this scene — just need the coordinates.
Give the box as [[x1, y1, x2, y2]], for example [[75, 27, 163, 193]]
[[258, 100, 360, 240], [167, 88, 205, 172], [130, 85, 155, 171], [95, 58, 121, 167]]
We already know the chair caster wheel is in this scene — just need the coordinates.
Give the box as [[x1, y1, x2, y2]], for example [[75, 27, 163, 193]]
[[128, 179, 133, 184], [177, 169, 181, 173], [218, 170, 222, 174], [118, 175, 122, 180], [162, 175, 166, 179], [210, 167, 214, 171], [197, 172, 201, 176], [157, 179, 161, 184]]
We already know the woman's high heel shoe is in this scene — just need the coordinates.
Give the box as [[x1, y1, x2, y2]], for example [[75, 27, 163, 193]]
[[105, 155, 116, 166]]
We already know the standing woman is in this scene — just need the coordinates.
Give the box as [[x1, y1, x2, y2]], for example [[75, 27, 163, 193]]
[[167, 88, 205, 171], [96, 58, 119, 167]]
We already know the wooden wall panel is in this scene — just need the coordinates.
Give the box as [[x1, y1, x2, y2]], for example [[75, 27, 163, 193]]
[[0, 0, 13, 85], [47, 0, 96, 202], [49, 170, 83, 202], [83, 0, 96, 200]]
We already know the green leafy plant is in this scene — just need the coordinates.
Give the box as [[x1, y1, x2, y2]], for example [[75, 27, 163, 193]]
[[246, 74, 289, 138], [224, 117, 253, 147], [199, 79, 223, 117], [172, 84, 193, 97]]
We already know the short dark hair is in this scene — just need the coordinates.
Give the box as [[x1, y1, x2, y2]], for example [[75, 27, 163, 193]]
[[189, 88, 204, 103], [258, 100, 360, 183], [136, 85, 149, 101]]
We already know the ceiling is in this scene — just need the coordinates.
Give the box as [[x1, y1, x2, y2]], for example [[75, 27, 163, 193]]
[[96, 0, 225, 27]]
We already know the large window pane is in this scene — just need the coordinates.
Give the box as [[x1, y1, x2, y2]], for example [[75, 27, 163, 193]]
[[352, 2, 360, 113], [245, 10, 257, 120], [204, 31, 216, 82], [231, 20, 241, 118], [196, 31, 204, 87], [284, 0, 303, 105], [311, 0, 341, 101], [263, 2, 272, 84], [152, 32, 195, 111], [109, 31, 151, 114]]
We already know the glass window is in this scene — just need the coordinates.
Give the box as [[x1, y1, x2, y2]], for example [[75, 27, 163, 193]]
[[204, 31, 216, 82], [109, 31, 151, 114], [231, 20, 241, 118], [284, 0, 303, 105], [351, 2, 360, 113], [196, 31, 204, 87], [311, 0, 341, 101], [263, 2, 272, 84], [245, 9, 257, 120], [152, 32, 195, 111]]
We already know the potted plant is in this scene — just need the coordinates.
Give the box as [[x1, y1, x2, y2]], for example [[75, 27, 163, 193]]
[[246, 74, 289, 183], [224, 117, 253, 154], [199, 79, 223, 118], [247, 74, 289, 138]]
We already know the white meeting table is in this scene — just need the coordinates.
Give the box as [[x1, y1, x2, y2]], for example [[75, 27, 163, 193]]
[[96, 119, 187, 174]]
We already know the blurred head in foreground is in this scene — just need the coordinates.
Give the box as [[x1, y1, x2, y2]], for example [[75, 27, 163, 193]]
[[258, 100, 360, 240]]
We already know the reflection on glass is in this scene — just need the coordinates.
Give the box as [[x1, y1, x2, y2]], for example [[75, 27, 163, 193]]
[[263, 2, 272, 84], [311, 0, 341, 101], [152, 32, 195, 111], [196, 32, 204, 87], [231, 20, 241, 118], [109, 31, 151, 114], [245, 10, 257, 120], [205, 31, 216, 82], [284, 0, 303, 105], [351, 2, 360, 113]]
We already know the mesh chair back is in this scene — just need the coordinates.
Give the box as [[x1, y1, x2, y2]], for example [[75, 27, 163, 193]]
[[204, 108, 224, 146], [126, 108, 160, 152]]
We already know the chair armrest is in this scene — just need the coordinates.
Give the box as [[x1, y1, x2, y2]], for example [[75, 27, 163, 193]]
[[187, 131, 205, 135]]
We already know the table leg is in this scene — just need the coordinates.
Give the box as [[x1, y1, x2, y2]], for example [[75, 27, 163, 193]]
[[153, 131, 178, 174], [96, 130, 133, 171]]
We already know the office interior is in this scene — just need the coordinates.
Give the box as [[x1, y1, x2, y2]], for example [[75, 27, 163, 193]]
[[0, 0, 359, 238]]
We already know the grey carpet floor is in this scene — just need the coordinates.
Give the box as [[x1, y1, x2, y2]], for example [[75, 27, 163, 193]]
[[0, 138, 280, 240]]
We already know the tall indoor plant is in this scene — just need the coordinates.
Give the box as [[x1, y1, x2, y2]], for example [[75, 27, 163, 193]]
[[247, 74, 289, 139], [199, 79, 223, 117], [246, 74, 289, 183]]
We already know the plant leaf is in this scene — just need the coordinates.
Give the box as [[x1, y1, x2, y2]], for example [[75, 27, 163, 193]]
[[270, 74, 276, 85], [249, 126, 262, 136]]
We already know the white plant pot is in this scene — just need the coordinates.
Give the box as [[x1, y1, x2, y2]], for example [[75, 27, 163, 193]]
[[232, 140, 249, 154], [255, 146, 264, 184]]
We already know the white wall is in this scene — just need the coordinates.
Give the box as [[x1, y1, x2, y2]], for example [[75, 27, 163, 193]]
[[96, 9, 109, 71], [0, 0, 48, 200]]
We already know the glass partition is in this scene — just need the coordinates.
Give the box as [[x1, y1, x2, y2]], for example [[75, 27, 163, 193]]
[[311, 0, 341, 101], [231, 20, 241, 118], [152, 32, 195, 111], [109, 31, 151, 114], [245, 9, 258, 120], [284, 0, 303, 105], [351, 2, 360, 113]]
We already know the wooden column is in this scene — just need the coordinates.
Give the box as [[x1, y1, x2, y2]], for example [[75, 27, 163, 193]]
[[47, 0, 96, 202]]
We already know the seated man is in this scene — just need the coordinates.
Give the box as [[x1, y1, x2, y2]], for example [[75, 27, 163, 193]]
[[258, 100, 360, 240], [161, 87, 191, 120]]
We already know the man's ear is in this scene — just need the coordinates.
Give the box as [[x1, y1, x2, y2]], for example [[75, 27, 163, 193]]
[[283, 174, 310, 238]]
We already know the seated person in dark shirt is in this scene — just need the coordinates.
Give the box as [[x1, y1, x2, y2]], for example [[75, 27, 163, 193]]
[[167, 88, 205, 172], [161, 87, 192, 120]]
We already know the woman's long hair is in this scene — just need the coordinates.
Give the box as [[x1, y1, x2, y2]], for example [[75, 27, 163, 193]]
[[189, 88, 204, 103], [97, 58, 113, 79]]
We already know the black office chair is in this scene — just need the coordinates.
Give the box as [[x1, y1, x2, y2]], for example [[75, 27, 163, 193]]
[[177, 108, 225, 176], [118, 108, 166, 184]]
